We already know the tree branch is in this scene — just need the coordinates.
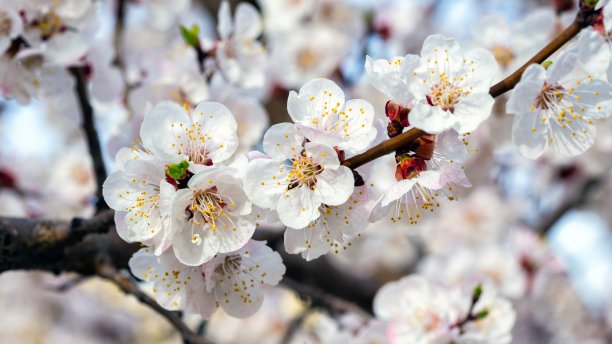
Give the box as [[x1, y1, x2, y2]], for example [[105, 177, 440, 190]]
[[98, 265, 212, 344], [538, 173, 608, 235], [281, 277, 372, 319], [69, 66, 108, 211], [342, 9, 594, 170]]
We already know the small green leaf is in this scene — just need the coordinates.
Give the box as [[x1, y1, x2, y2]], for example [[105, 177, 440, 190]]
[[472, 283, 483, 302], [167, 160, 190, 180], [582, 0, 599, 6], [542, 61, 553, 69], [474, 309, 489, 320], [180, 24, 200, 47]]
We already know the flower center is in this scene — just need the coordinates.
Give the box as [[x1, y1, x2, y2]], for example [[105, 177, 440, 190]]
[[190, 187, 227, 230], [287, 155, 322, 190], [0, 11, 12, 36], [534, 82, 565, 110], [215, 255, 242, 275], [175, 122, 214, 166], [35, 12, 64, 40], [428, 74, 468, 112], [491, 45, 514, 69], [296, 48, 318, 70]]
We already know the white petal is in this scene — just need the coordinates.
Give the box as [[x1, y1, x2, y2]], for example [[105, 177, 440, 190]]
[[435, 130, 467, 162], [287, 78, 345, 125], [314, 167, 354, 206], [305, 142, 340, 168], [244, 158, 289, 209], [409, 102, 453, 134], [451, 93, 495, 133], [512, 111, 548, 159], [507, 64, 546, 114], [217, 1, 233, 40], [262, 123, 304, 161], [234, 3, 262, 39], [277, 187, 321, 229]]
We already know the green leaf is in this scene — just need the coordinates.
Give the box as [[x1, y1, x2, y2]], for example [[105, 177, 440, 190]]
[[180, 24, 200, 47], [472, 283, 483, 302], [167, 160, 190, 180], [542, 61, 553, 69], [474, 309, 489, 320], [582, 0, 599, 6]]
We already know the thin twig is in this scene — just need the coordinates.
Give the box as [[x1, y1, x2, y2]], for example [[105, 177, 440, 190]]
[[98, 265, 212, 344], [69, 66, 108, 211]]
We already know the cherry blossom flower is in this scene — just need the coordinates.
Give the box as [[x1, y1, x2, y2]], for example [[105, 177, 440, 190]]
[[244, 123, 354, 229], [374, 275, 462, 343], [130, 240, 285, 319], [102, 148, 174, 249], [170, 166, 256, 266], [256, 0, 316, 36], [374, 275, 516, 344], [454, 287, 517, 344], [405, 34, 499, 134], [0, 6, 23, 54], [470, 9, 556, 72], [287, 78, 377, 155], [284, 185, 370, 261], [366, 54, 420, 108], [369, 130, 471, 224], [507, 30, 612, 159], [139, 101, 238, 169], [20, 0, 98, 65], [419, 246, 527, 299], [214, 1, 266, 91], [269, 24, 349, 89]]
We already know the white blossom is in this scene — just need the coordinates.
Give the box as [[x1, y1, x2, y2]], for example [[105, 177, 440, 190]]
[[245, 123, 354, 229], [507, 30, 612, 159], [129, 240, 285, 319], [170, 166, 256, 266], [287, 78, 377, 155]]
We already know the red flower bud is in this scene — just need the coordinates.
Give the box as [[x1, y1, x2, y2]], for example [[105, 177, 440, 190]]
[[385, 100, 410, 127], [395, 155, 427, 181]]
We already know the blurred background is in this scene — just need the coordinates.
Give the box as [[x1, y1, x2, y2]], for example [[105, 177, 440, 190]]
[[1, 0, 612, 343]]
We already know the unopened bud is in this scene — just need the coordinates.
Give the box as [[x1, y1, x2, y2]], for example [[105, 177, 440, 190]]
[[395, 155, 427, 181], [385, 100, 410, 127]]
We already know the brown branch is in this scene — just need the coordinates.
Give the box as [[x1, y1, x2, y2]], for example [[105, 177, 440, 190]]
[[488, 21, 581, 98], [281, 277, 372, 319], [0, 213, 211, 343], [342, 9, 595, 170], [538, 174, 608, 235], [98, 265, 212, 344], [0, 210, 131, 274], [69, 66, 108, 211]]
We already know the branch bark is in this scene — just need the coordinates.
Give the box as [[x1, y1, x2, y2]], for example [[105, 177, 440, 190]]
[[69, 66, 108, 212]]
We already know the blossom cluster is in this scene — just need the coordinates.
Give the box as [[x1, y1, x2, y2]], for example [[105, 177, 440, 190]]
[[2, 0, 612, 342]]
